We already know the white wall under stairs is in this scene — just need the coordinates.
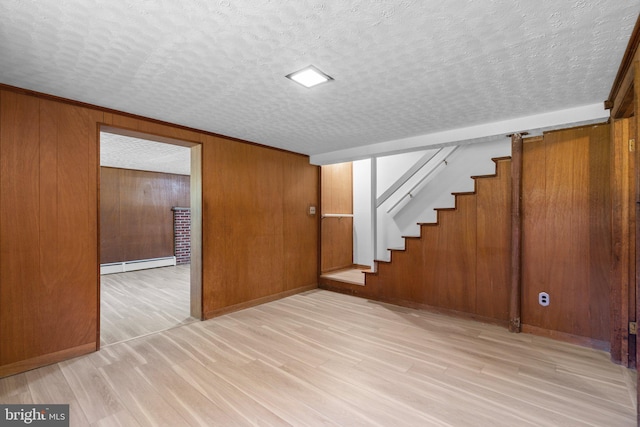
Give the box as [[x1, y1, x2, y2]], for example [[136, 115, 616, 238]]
[[353, 137, 511, 266]]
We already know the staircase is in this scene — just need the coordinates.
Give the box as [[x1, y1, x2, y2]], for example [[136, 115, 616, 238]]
[[363, 156, 512, 323]]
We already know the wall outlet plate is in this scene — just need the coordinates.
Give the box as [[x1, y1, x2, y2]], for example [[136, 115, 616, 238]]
[[538, 292, 550, 307]]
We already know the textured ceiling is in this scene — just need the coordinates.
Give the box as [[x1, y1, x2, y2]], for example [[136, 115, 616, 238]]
[[1, 1, 638, 162], [100, 132, 190, 175]]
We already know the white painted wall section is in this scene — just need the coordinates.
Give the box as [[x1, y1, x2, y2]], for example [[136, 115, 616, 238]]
[[353, 159, 372, 267]]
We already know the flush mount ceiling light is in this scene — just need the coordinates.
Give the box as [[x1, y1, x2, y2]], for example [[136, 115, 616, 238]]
[[286, 65, 333, 88]]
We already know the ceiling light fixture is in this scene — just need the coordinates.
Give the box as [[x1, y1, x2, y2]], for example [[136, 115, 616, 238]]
[[286, 65, 333, 88]]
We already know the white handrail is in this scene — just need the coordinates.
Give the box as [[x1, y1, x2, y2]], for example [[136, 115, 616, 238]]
[[386, 146, 459, 213], [376, 148, 443, 208]]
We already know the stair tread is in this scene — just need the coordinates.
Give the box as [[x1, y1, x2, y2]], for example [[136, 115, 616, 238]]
[[492, 156, 511, 162], [471, 173, 498, 179]]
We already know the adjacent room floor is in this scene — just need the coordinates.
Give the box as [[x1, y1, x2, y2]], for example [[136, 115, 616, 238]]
[[100, 264, 196, 346], [1, 289, 635, 426]]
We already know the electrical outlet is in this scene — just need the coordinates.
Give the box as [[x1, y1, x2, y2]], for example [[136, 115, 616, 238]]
[[538, 292, 550, 307]]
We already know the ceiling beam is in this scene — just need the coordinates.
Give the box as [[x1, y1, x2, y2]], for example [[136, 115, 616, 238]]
[[309, 103, 608, 165]]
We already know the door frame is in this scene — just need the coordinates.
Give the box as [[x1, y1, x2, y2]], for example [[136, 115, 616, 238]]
[[96, 125, 203, 349]]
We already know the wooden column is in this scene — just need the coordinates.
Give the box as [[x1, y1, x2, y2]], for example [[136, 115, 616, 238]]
[[509, 132, 527, 332]]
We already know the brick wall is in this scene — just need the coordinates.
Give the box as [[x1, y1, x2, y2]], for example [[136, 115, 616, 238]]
[[172, 207, 191, 265]]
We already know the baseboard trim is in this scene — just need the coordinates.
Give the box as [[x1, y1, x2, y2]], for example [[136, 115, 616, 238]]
[[521, 324, 610, 352], [0, 342, 96, 378], [319, 278, 368, 295], [376, 297, 510, 329], [203, 284, 317, 320], [320, 286, 610, 352], [100, 257, 177, 275], [319, 286, 509, 329]]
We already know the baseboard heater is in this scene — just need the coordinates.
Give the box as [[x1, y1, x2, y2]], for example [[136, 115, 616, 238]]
[[100, 256, 177, 275]]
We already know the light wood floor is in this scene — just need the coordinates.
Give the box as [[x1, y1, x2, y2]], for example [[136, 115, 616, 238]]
[[101, 265, 196, 346], [1, 289, 636, 426]]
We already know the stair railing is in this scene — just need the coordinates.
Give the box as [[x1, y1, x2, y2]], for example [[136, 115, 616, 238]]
[[376, 149, 444, 208], [375, 146, 458, 215], [385, 146, 459, 213]]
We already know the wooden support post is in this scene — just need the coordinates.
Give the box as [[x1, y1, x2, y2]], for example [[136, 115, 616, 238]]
[[508, 132, 527, 333]]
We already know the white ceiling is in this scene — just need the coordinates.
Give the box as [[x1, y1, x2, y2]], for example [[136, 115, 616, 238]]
[[100, 132, 191, 175], [1, 1, 638, 165]]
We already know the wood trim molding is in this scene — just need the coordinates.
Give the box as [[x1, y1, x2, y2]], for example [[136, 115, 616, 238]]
[[607, 14, 640, 113], [190, 144, 203, 320], [319, 278, 367, 296], [522, 324, 610, 352], [508, 132, 525, 333], [0, 83, 310, 158], [370, 294, 510, 329], [0, 342, 96, 379]]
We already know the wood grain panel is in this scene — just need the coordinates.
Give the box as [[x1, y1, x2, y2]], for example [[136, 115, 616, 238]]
[[283, 155, 319, 291], [321, 162, 353, 215], [610, 118, 632, 364], [99, 167, 122, 263], [522, 136, 548, 331], [544, 129, 580, 336], [0, 90, 41, 365], [320, 218, 353, 272], [119, 168, 188, 262], [475, 160, 511, 321], [374, 238, 424, 303], [39, 99, 101, 355], [0, 91, 102, 369], [522, 125, 611, 342], [320, 163, 353, 272], [404, 237, 426, 302], [202, 135, 287, 313], [588, 125, 612, 342], [420, 224, 441, 307], [436, 196, 476, 313], [100, 167, 190, 264]]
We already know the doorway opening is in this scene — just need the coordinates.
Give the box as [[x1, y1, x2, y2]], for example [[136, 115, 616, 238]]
[[98, 127, 202, 347]]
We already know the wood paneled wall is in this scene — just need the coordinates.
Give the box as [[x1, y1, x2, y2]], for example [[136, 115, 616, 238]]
[[325, 125, 612, 347], [610, 117, 636, 365], [521, 124, 611, 345], [360, 158, 511, 324], [201, 136, 319, 317], [103, 113, 320, 318], [0, 86, 319, 377], [0, 90, 102, 376], [100, 167, 190, 264], [320, 163, 353, 272]]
